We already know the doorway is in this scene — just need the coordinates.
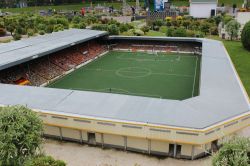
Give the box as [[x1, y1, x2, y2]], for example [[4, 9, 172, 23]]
[[88, 132, 96, 145]]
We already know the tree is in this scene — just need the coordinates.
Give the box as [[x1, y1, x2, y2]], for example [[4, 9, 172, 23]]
[[200, 22, 211, 35], [24, 155, 66, 166], [225, 20, 241, 40], [212, 137, 250, 166], [0, 106, 43, 166], [241, 21, 250, 51]]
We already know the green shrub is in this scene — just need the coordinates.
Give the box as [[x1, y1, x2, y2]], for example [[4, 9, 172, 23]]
[[122, 29, 135, 36], [92, 24, 109, 31], [195, 32, 205, 38], [24, 155, 66, 166], [140, 25, 150, 33], [46, 25, 54, 33], [241, 21, 250, 51], [166, 27, 175, 37], [212, 137, 250, 166], [27, 29, 34, 37], [37, 23, 46, 31], [48, 17, 57, 25], [226, 20, 240, 40], [78, 22, 86, 29], [0, 106, 43, 165], [15, 25, 26, 35], [56, 18, 69, 29], [119, 23, 130, 33], [72, 24, 80, 29], [39, 30, 45, 35], [172, 27, 187, 37], [153, 19, 164, 27], [13, 33, 22, 40], [159, 26, 167, 33], [54, 24, 64, 32], [186, 30, 195, 37], [210, 26, 218, 35], [134, 29, 144, 36], [108, 24, 119, 35], [72, 16, 82, 24]]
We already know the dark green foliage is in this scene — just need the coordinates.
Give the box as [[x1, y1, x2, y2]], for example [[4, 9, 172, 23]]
[[24, 155, 66, 166], [54, 24, 64, 32], [46, 25, 54, 33], [72, 16, 82, 24], [153, 19, 164, 27], [0, 106, 43, 166], [186, 30, 195, 37], [92, 24, 109, 31], [78, 22, 86, 29], [172, 27, 187, 37], [166, 27, 175, 37], [37, 23, 46, 31], [210, 26, 218, 35], [200, 22, 211, 35], [56, 18, 69, 29], [108, 24, 119, 35], [27, 29, 35, 37], [39, 30, 45, 35], [212, 137, 250, 166], [48, 17, 57, 25], [140, 25, 150, 33], [213, 15, 223, 26], [13, 33, 22, 40], [119, 23, 130, 33], [241, 21, 250, 51]]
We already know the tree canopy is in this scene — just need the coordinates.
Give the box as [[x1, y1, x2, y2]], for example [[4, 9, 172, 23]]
[[225, 20, 241, 40], [0, 106, 43, 166], [212, 136, 250, 166]]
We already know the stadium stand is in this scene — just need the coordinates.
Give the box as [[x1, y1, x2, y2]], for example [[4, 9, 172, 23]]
[[0, 40, 107, 86]]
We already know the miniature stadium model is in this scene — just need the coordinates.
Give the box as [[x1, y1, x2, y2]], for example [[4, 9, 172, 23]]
[[0, 29, 249, 160]]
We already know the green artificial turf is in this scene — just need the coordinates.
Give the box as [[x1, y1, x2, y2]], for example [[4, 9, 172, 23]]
[[48, 51, 201, 100]]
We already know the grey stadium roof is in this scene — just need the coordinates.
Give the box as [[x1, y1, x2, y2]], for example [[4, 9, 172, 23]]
[[0, 29, 108, 70], [0, 31, 249, 129]]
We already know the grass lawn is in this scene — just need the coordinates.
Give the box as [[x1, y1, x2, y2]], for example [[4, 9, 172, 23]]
[[223, 40, 250, 96], [218, 0, 244, 7], [171, 0, 244, 7], [1, 0, 245, 12], [48, 51, 201, 100], [145, 30, 165, 37], [1, 1, 142, 13]]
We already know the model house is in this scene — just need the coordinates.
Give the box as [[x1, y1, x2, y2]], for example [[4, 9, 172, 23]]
[[189, 0, 218, 18]]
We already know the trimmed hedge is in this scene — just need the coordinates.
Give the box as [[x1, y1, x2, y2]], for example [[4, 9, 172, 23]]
[[241, 21, 250, 51]]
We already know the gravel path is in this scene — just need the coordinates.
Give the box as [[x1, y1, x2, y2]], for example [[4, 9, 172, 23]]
[[43, 139, 211, 166]]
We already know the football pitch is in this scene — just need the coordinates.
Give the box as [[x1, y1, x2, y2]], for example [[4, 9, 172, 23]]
[[48, 51, 201, 100]]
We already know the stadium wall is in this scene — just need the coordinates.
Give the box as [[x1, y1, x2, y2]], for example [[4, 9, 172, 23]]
[[38, 111, 250, 159]]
